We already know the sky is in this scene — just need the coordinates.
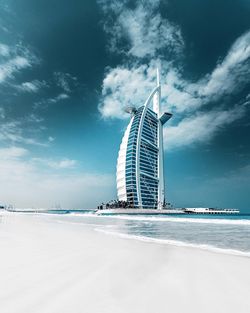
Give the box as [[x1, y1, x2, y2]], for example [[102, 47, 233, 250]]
[[0, 0, 249, 212]]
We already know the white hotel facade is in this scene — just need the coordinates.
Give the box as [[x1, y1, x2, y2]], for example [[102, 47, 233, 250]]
[[116, 70, 172, 209]]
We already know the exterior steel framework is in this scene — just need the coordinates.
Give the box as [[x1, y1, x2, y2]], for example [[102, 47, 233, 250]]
[[116, 70, 172, 209]]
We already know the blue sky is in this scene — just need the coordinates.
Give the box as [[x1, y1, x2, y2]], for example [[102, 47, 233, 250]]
[[0, 0, 250, 212]]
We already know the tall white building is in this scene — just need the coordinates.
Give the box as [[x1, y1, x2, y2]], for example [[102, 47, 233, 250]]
[[116, 70, 172, 209]]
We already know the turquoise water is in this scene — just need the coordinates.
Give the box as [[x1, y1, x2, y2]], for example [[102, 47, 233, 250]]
[[44, 211, 250, 256]]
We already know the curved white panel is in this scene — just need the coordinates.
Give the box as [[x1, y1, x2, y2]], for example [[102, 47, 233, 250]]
[[116, 117, 134, 201]]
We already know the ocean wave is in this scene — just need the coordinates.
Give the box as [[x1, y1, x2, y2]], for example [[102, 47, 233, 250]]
[[68, 212, 96, 217], [95, 228, 250, 258], [102, 215, 250, 226]]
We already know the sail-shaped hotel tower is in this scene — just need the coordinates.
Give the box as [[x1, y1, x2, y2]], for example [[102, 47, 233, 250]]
[[116, 70, 172, 209]]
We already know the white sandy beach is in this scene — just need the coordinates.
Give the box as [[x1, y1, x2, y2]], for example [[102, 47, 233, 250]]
[[0, 212, 249, 313]]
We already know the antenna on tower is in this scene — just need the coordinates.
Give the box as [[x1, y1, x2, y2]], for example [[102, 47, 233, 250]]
[[156, 67, 160, 87], [153, 67, 161, 116]]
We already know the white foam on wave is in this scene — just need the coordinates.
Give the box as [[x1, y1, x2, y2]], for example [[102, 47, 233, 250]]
[[56, 220, 104, 228], [68, 212, 96, 217], [95, 227, 250, 258], [102, 214, 250, 226], [25, 211, 250, 226]]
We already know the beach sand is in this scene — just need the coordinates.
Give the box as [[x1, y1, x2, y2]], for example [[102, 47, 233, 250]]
[[0, 212, 249, 313]]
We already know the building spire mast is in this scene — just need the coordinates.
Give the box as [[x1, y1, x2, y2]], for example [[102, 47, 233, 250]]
[[156, 67, 160, 87], [153, 67, 161, 116]]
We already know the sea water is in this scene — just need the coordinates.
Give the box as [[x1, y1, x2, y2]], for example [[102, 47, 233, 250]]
[[37, 210, 250, 257]]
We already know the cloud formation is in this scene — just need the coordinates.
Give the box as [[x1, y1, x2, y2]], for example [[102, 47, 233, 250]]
[[0, 56, 31, 84], [33, 157, 77, 169], [99, 30, 250, 117], [98, 0, 250, 150], [54, 71, 78, 93], [0, 43, 10, 57], [164, 105, 246, 150], [99, 64, 156, 118], [99, 0, 184, 58], [0, 40, 39, 86], [0, 146, 114, 208], [0, 117, 50, 147], [17, 80, 47, 93], [0, 146, 28, 159]]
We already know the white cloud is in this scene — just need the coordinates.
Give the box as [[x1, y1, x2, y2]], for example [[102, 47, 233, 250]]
[[99, 31, 250, 118], [33, 157, 77, 169], [25, 113, 44, 123], [98, 0, 250, 151], [54, 159, 77, 169], [56, 93, 69, 100], [118, 6, 183, 58], [99, 0, 184, 58], [0, 119, 48, 146], [18, 80, 47, 93], [99, 64, 155, 118], [0, 56, 31, 83], [0, 146, 28, 159], [20, 81, 37, 92], [164, 105, 246, 150], [196, 31, 250, 99], [49, 93, 69, 103], [48, 136, 55, 142], [0, 120, 23, 142], [98, 62, 199, 119], [0, 42, 38, 87], [54, 71, 77, 93], [0, 147, 114, 208], [0, 43, 10, 57], [33, 93, 70, 110], [164, 31, 250, 113], [98, 25, 250, 149]]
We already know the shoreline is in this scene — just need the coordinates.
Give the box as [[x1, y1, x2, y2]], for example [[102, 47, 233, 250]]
[[94, 227, 250, 258], [2, 210, 250, 257], [0, 213, 250, 313]]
